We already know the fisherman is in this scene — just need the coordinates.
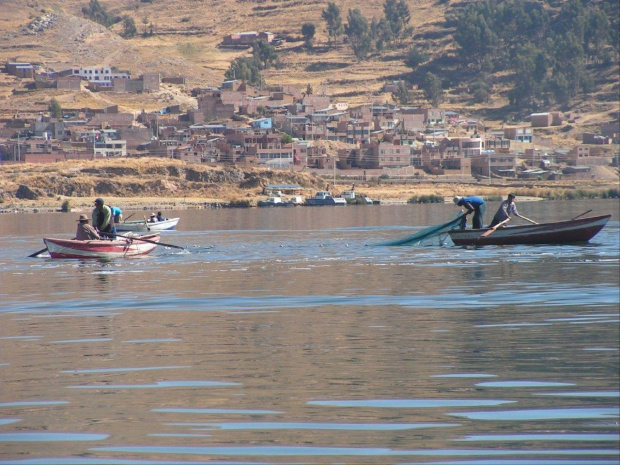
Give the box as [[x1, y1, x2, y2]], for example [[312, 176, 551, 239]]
[[149, 212, 158, 223], [489, 193, 537, 227], [453, 195, 486, 229], [75, 214, 101, 240], [156, 211, 166, 222], [92, 198, 116, 239], [110, 205, 123, 224]]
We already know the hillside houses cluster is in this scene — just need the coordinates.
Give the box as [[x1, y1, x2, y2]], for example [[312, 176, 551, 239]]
[[1, 64, 618, 179]]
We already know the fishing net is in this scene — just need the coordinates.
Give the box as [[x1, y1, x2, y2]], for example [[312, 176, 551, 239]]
[[374, 213, 466, 247]]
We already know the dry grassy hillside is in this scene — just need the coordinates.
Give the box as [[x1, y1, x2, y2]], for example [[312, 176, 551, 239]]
[[0, 0, 617, 141]]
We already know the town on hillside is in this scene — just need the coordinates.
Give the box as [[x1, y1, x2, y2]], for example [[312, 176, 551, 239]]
[[1, 61, 619, 184]]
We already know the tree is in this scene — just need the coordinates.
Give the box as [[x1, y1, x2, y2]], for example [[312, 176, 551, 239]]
[[252, 40, 278, 69], [82, 0, 116, 28], [345, 9, 372, 60], [404, 47, 428, 71], [280, 133, 293, 144], [306, 83, 313, 95], [301, 23, 316, 49], [225, 57, 263, 88], [322, 2, 343, 45], [383, 0, 411, 44], [391, 81, 412, 105], [122, 16, 137, 38], [423, 72, 443, 106], [48, 98, 62, 119]]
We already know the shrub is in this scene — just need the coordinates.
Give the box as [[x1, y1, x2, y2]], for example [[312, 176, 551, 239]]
[[60, 200, 71, 212], [407, 194, 443, 204]]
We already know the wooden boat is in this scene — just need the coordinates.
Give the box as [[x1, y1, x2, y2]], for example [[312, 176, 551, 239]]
[[448, 215, 611, 246], [43, 233, 160, 259], [305, 191, 347, 206], [115, 217, 179, 233]]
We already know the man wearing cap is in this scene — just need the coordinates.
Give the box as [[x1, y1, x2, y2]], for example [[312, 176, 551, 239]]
[[489, 193, 537, 228], [75, 214, 101, 240], [453, 195, 486, 229], [92, 198, 116, 239]]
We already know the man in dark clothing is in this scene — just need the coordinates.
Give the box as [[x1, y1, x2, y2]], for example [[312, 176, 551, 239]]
[[453, 196, 486, 229], [92, 198, 116, 239]]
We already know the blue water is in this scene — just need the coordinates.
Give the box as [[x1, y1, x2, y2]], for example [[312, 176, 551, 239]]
[[0, 200, 618, 463]]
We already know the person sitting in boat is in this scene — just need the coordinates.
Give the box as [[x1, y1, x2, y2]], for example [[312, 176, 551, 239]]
[[110, 205, 123, 224], [156, 211, 166, 222], [92, 198, 116, 239], [453, 196, 486, 230], [489, 193, 538, 228], [149, 212, 158, 223], [75, 214, 101, 241]]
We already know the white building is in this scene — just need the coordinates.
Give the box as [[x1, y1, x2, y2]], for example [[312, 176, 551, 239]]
[[71, 66, 131, 87]]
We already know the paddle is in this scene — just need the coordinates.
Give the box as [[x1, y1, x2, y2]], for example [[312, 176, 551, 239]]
[[479, 218, 510, 238], [571, 209, 592, 221], [28, 247, 48, 258], [123, 212, 136, 222], [115, 233, 184, 250], [143, 215, 151, 231]]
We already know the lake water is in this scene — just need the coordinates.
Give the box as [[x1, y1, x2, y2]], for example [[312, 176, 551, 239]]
[[0, 199, 618, 464]]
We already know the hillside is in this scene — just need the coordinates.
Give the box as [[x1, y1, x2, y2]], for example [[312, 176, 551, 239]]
[[1, 158, 617, 213], [0, 0, 617, 145]]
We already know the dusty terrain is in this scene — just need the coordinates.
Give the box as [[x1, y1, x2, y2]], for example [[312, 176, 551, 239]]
[[0, 0, 617, 145], [1, 158, 617, 213]]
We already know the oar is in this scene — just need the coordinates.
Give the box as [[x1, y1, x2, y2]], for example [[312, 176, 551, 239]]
[[28, 247, 48, 258], [143, 215, 151, 231], [123, 212, 136, 222], [115, 233, 184, 250], [479, 218, 510, 238], [571, 209, 592, 221]]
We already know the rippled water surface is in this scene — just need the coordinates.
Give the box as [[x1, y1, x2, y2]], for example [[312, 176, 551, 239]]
[[1, 199, 618, 464]]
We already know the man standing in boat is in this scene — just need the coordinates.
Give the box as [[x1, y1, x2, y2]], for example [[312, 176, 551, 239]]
[[92, 198, 116, 239], [75, 214, 101, 240], [453, 195, 486, 229], [489, 193, 537, 228]]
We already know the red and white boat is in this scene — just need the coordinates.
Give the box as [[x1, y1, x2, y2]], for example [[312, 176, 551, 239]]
[[43, 233, 160, 259]]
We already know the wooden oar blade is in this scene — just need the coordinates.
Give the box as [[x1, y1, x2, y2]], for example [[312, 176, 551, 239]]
[[115, 233, 184, 250], [28, 247, 49, 258]]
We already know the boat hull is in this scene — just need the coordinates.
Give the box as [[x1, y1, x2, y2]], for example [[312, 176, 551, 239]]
[[44, 234, 160, 259], [305, 198, 347, 206], [116, 218, 179, 232], [448, 215, 611, 246]]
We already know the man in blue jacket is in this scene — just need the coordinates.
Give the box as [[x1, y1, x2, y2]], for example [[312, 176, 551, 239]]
[[454, 196, 486, 229]]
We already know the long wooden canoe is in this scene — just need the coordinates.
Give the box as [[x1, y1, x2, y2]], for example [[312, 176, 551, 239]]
[[448, 215, 611, 246]]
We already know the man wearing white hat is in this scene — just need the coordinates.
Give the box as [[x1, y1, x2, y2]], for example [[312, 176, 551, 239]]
[[453, 195, 486, 229]]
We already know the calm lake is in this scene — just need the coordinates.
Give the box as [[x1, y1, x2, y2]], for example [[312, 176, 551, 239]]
[[1, 199, 618, 464]]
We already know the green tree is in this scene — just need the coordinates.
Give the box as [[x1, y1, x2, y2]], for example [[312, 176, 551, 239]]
[[48, 98, 62, 119], [391, 81, 411, 105], [280, 133, 293, 144], [345, 9, 371, 60], [252, 40, 278, 69], [301, 23, 316, 49], [82, 0, 116, 28], [322, 2, 343, 45], [404, 47, 428, 70], [383, 0, 411, 44], [225, 57, 263, 87], [122, 16, 137, 38], [423, 72, 443, 107]]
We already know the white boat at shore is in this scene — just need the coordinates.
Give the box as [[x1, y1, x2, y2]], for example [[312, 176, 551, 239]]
[[116, 217, 180, 233]]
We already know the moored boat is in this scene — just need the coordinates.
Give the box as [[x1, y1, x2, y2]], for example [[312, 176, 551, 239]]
[[448, 215, 611, 246], [116, 217, 179, 233], [43, 233, 161, 259], [305, 191, 347, 206]]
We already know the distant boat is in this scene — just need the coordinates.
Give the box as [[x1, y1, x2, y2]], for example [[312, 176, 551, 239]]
[[44, 233, 160, 259], [116, 217, 179, 232], [449, 215, 611, 246], [305, 191, 347, 206], [257, 196, 295, 207]]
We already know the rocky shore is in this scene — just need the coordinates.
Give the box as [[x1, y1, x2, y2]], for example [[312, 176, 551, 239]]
[[1, 158, 617, 214]]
